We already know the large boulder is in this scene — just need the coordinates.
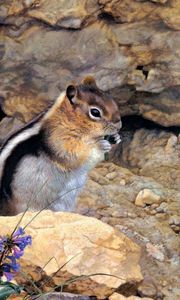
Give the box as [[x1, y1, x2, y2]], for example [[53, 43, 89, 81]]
[[0, 211, 142, 298]]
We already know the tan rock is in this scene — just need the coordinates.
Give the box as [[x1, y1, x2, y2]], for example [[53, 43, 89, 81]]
[[117, 129, 180, 190], [0, 211, 143, 298], [120, 179, 126, 186], [137, 279, 157, 299], [169, 215, 180, 226], [9, 292, 27, 300], [27, 0, 99, 28], [109, 292, 153, 300], [105, 171, 117, 180], [146, 243, 165, 262], [99, 0, 165, 23], [0, 1, 180, 127], [2, 92, 52, 122], [0, 117, 24, 145], [165, 136, 178, 153], [135, 189, 161, 207], [77, 155, 179, 299]]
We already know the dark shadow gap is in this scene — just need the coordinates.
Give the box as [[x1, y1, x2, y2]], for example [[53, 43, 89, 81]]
[[121, 115, 180, 135], [136, 65, 149, 80], [0, 106, 6, 122], [98, 12, 116, 23]]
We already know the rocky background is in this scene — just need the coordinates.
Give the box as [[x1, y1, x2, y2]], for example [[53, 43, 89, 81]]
[[0, 0, 179, 300]]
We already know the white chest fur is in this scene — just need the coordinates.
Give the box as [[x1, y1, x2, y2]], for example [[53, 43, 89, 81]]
[[13, 154, 90, 212]]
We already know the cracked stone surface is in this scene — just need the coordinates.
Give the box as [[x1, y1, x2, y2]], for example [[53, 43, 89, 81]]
[[0, 211, 142, 299], [0, 0, 180, 126]]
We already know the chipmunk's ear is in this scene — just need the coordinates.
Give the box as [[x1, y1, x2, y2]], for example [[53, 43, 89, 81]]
[[81, 75, 98, 89], [66, 84, 77, 105]]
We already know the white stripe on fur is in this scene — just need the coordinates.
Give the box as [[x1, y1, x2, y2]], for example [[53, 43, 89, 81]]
[[0, 91, 65, 178], [0, 123, 41, 175]]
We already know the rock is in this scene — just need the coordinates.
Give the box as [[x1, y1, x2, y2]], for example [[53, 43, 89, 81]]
[[109, 293, 153, 300], [0, 117, 24, 145], [155, 202, 168, 213], [165, 136, 178, 153], [10, 292, 91, 300], [105, 171, 117, 180], [169, 215, 180, 226], [9, 292, 27, 300], [145, 243, 165, 262], [78, 162, 168, 212], [169, 215, 180, 233], [99, 0, 180, 28], [32, 292, 92, 300], [0, 1, 179, 126], [137, 279, 157, 299], [77, 150, 180, 300], [115, 129, 180, 190], [27, 0, 99, 29], [1, 92, 53, 122], [0, 211, 143, 298], [128, 87, 180, 127], [134, 195, 145, 208], [135, 189, 161, 207]]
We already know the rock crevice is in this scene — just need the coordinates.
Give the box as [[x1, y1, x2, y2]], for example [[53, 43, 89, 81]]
[[0, 0, 179, 126]]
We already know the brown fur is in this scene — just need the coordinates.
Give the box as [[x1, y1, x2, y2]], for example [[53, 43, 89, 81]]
[[42, 77, 121, 170]]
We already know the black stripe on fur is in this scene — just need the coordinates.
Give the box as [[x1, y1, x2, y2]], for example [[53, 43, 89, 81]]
[[0, 111, 46, 153], [0, 129, 53, 203]]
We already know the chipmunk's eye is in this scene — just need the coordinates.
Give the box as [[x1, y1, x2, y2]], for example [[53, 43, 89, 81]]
[[89, 107, 102, 120]]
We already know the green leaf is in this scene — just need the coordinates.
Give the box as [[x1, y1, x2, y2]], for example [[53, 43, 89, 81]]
[[0, 283, 22, 300]]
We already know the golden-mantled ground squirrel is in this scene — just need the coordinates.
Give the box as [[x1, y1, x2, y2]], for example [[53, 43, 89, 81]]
[[0, 76, 121, 216]]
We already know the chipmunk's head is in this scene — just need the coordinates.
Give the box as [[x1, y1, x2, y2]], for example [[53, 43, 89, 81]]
[[64, 76, 122, 140], [42, 76, 121, 167]]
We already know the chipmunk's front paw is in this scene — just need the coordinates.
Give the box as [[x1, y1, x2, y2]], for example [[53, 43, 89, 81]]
[[112, 133, 121, 144], [97, 139, 112, 153]]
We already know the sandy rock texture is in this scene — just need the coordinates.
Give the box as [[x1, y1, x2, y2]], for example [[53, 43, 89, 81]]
[[0, 211, 142, 299], [77, 127, 180, 300], [114, 128, 180, 191], [109, 294, 153, 300], [0, 0, 180, 126]]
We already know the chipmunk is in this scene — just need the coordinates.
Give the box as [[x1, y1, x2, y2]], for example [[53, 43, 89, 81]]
[[0, 76, 121, 216]]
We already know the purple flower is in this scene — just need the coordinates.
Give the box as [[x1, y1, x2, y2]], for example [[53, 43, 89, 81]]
[[0, 227, 32, 281], [13, 235, 32, 250], [1, 260, 20, 281], [11, 228, 32, 259], [0, 237, 7, 253], [3, 262, 20, 272], [3, 271, 14, 281], [13, 247, 24, 259], [12, 227, 25, 237], [6, 255, 18, 267]]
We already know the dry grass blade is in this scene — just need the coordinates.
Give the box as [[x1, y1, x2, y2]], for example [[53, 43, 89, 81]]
[[27, 253, 81, 299], [32, 272, 124, 299]]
